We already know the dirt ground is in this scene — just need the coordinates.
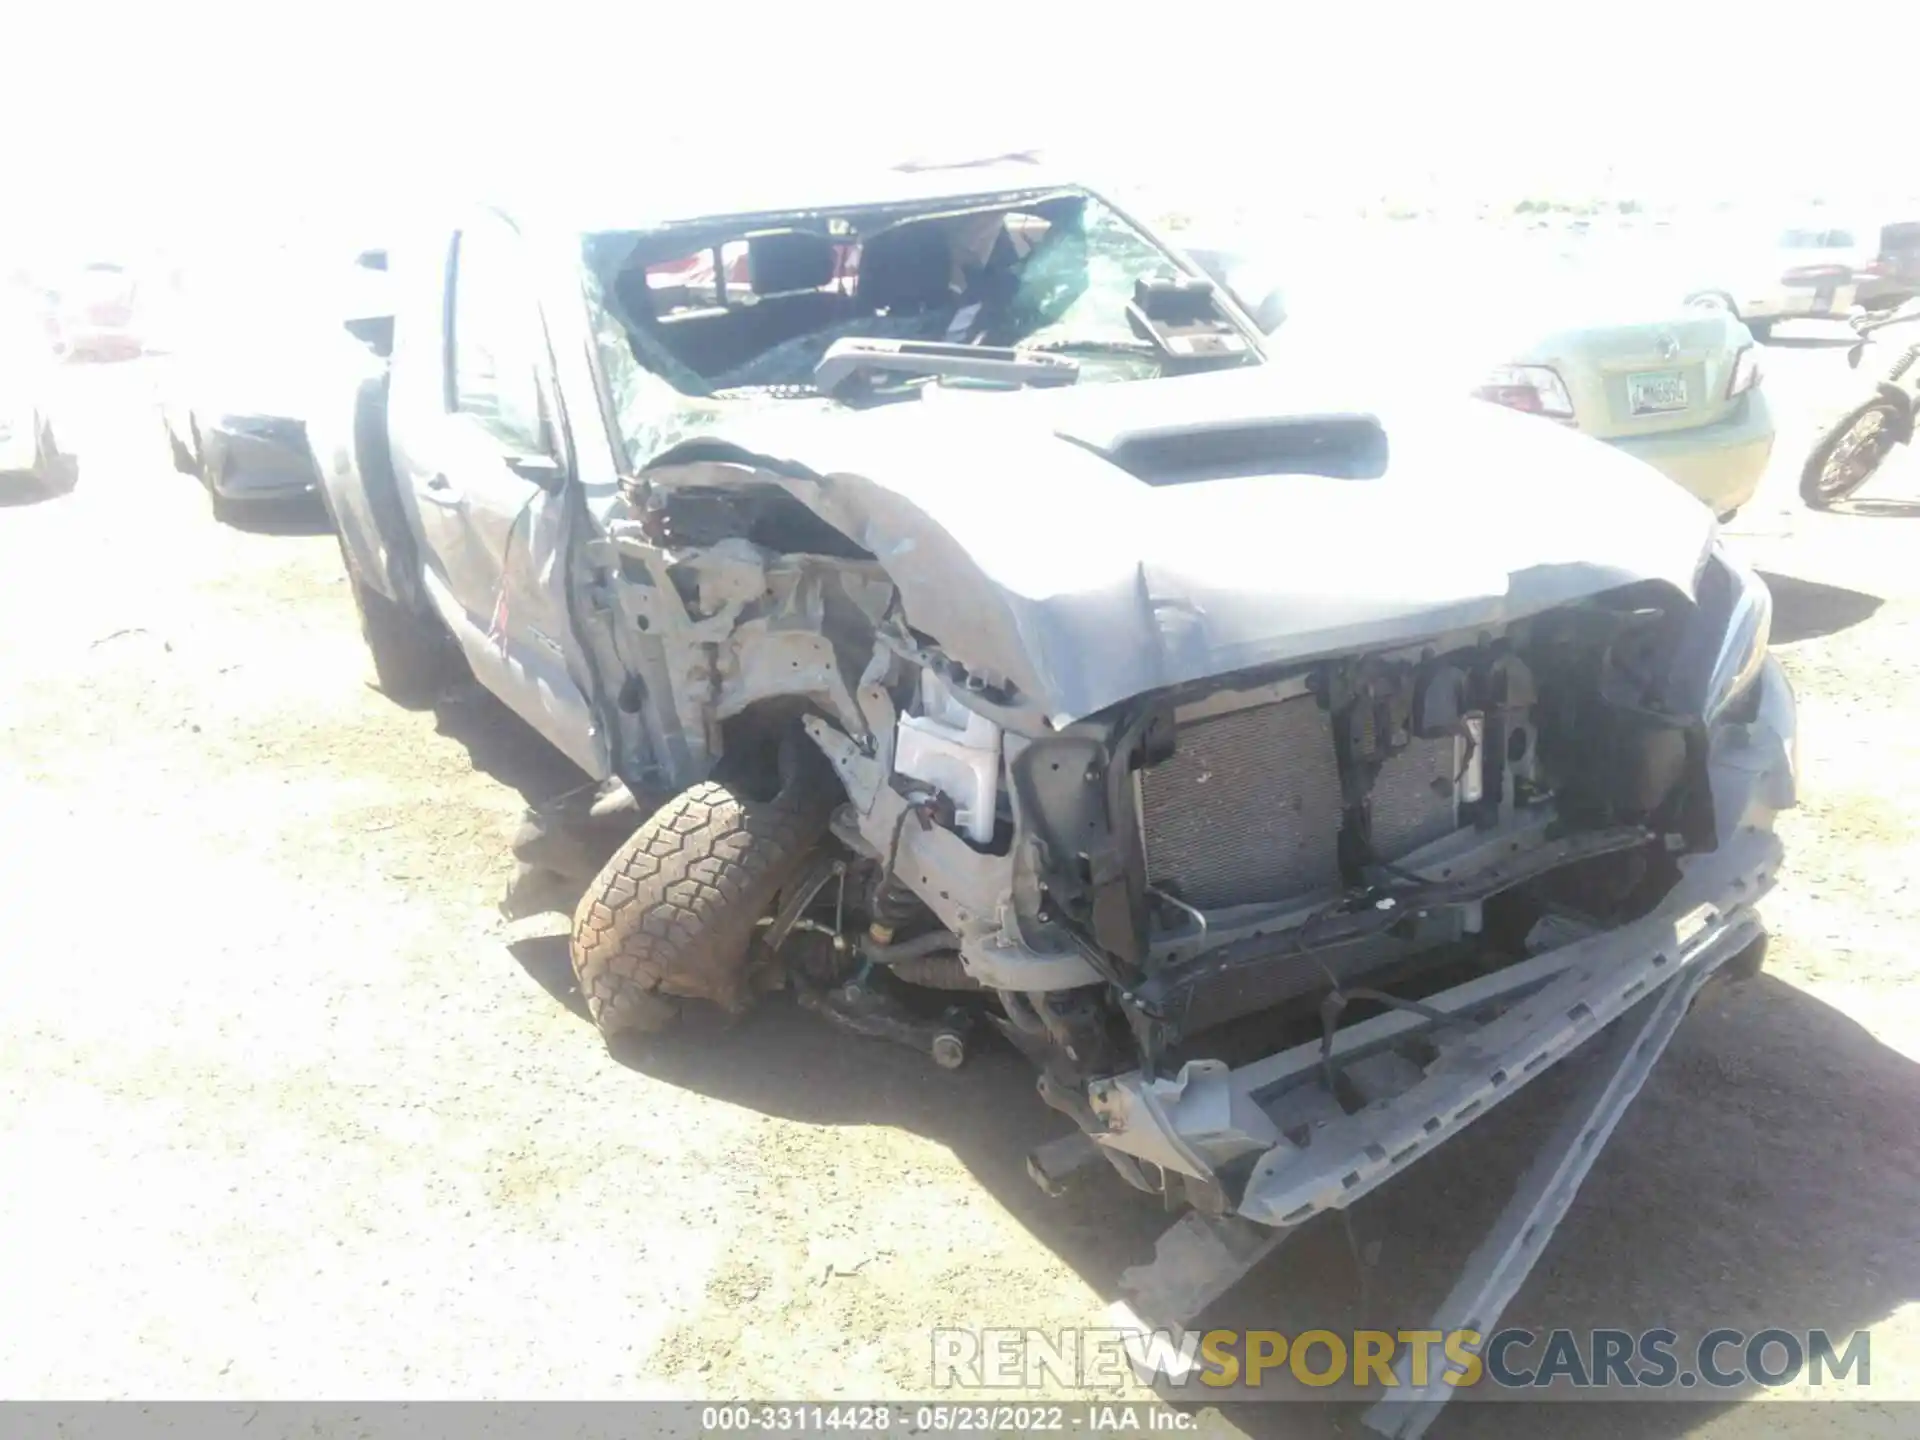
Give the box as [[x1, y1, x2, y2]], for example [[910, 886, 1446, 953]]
[[3, 332, 1918, 1438]]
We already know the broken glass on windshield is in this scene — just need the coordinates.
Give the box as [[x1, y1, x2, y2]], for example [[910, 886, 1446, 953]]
[[582, 189, 1259, 467]]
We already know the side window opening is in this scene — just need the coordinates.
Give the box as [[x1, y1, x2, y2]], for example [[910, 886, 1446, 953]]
[[622, 228, 857, 383], [644, 234, 854, 322], [609, 211, 1076, 390], [449, 220, 547, 455]]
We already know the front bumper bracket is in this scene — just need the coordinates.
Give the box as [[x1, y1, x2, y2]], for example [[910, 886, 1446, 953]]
[[1101, 883, 1768, 1440], [1361, 909, 1761, 1438]]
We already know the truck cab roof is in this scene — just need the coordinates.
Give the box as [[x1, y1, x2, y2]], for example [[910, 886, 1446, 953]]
[[479, 152, 1083, 239]]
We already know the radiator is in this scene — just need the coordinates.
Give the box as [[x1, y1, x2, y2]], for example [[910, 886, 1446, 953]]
[[1372, 734, 1463, 859], [1139, 696, 1461, 911]]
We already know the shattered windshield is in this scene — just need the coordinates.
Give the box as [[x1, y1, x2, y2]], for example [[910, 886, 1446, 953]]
[[582, 189, 1247, 467]]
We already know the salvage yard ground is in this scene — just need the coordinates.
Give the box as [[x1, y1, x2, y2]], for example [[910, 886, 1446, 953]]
[[2, 327, 1918, 1437]]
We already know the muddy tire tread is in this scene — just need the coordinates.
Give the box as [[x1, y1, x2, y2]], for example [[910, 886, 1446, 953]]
[[571, 773, 833, 1038]]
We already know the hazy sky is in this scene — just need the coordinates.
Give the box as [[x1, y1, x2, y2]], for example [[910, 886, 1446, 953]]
[[8, 0, 1915, 261]]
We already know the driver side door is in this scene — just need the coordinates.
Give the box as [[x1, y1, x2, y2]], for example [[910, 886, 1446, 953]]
[[389, 214, 603, 776]]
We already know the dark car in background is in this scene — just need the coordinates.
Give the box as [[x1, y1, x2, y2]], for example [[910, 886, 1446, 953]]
[[160, 282, 321, 521], [160, 250, 389, 523], [1854, 219, 1920, 313], [164, 400, 320, 522]]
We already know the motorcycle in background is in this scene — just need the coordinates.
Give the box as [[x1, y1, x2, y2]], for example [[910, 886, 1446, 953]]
[[1801, 302, 1920, 507]]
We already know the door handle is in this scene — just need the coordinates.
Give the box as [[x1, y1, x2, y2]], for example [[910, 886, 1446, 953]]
[[426, 473, 454, 492]]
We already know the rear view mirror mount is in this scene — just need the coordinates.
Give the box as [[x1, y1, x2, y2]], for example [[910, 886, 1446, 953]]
[[1179, 243, 1287, 335]]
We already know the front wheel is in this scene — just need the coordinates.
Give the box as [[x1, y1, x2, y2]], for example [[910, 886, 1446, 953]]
[[571, 753, 837, 1040], [1801, 397, 1904, 508]]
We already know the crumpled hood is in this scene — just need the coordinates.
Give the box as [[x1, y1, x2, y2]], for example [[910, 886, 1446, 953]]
[[645, 363, 1716, 728]]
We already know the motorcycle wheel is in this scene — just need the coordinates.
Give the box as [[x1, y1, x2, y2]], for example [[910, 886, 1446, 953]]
[[1801, 397, 1904, 509]]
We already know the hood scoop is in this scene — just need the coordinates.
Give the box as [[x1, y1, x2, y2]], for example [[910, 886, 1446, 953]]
[[1057, 413, 1390, 486]]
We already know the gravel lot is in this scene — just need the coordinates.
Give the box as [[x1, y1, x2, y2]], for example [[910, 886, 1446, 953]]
[[3, 327, 1917, 1437]]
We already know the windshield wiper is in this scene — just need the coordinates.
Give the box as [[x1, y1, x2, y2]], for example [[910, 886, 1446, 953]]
[[1031, 330, 1260, 367], [1024, 337, 1162, 358], [813, 337, 1079, 397]]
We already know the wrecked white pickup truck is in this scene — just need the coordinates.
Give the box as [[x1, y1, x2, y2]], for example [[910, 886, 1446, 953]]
[[309, 159, 1795, 1430]]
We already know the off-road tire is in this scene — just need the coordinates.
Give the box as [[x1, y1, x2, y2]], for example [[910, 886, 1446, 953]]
[[1801, 397, 1902, 509], [571, 763, 837, 1039]]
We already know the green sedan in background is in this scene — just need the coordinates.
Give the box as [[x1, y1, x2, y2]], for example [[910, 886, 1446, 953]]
[[1242, 222, 1776, 520], [1473, 298, 1771, 519]]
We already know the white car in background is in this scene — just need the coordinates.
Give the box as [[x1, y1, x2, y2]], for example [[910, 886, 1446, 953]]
[[1687, 216, 1920, 341], [50, 261, 143, 360], [1, 304, 71, 496], [1703, 221, 1865, 341]]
